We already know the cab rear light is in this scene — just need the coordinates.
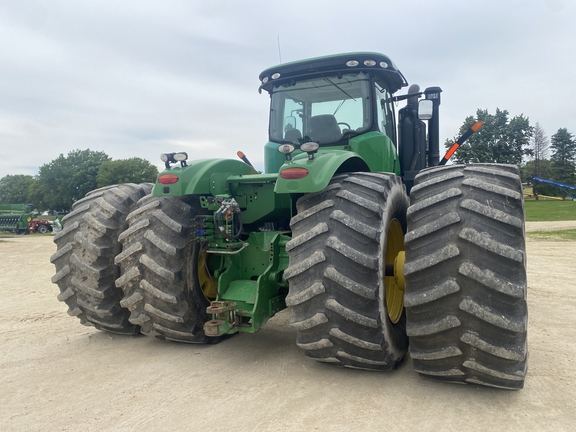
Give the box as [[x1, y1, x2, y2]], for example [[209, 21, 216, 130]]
[[158, 174, 179, 184], [280, 168, 309, 179]]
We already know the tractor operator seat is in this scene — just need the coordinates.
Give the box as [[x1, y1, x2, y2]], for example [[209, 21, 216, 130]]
[[308, 115, 341, 143], [284, 128, 302, 143]]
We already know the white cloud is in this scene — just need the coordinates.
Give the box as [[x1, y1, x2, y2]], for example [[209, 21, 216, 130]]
[[0, 0, 575, 178]]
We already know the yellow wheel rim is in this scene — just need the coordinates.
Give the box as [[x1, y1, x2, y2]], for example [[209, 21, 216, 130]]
[[198, 248, 218, 301], [385, 218, 405, 324]]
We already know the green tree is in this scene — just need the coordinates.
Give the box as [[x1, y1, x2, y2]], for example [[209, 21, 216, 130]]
[[37, 149, 111, 211], [521, 159, 558, 196], [520, 159, 552, 183], [97, 158, 158, 188], [0, 174, 36, 204], [28, 179, 49, 211], [550, 128, 576, 186], [445, 108, 533, 165]]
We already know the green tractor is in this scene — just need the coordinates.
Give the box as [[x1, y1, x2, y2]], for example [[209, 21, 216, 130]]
[[51, 52, 528, 390]]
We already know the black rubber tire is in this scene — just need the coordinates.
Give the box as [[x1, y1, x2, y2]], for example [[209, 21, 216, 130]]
[[37, 225, 49, 234], [51, 183, 153, 334], [404, 164, 528, 389], [285, 173, 409, 370], [115, 195, 218, 343]]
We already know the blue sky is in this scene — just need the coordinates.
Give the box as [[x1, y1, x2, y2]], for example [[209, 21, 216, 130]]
[[1, 0, 574, 177]]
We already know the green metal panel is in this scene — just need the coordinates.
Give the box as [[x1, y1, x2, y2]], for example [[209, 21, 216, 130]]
[[274, 150, 369, 194], [348, 131, 400, 175], [227, 174, 292, 225], [152, 159, 253, 197], [268, 133, 399, 195], [264, 141, 291, 174]]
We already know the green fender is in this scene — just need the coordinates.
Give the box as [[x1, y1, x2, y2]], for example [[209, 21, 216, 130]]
[[152, 159, 253, 197], [274, 150, 369, 194]]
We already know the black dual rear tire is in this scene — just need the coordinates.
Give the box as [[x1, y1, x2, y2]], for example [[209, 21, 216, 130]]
[[115, 195, 219, 343], [286, 173, 409, 370], [51, 183, 153, 334], [404, 164, 528, 389]]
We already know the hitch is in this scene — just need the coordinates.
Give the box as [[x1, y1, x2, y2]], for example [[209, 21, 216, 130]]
[[204, 301, 239, 337]]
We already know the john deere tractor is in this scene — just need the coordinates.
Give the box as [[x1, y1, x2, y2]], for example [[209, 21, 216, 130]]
[[51, 52, 528, 390]]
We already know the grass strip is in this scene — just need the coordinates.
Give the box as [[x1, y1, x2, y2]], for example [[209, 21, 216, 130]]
[[527, 229, 576, 241]]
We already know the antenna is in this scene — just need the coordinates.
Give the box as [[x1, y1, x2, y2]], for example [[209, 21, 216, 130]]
[[277, 35, 282, 63]]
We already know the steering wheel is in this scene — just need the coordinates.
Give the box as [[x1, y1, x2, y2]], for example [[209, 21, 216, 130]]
[[337, 122, 351, 129]]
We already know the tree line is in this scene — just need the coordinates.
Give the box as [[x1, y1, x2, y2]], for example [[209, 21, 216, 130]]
[[0, 149, 158, 212], [445, 108, 576, 196], [2, 110, 574, 211]]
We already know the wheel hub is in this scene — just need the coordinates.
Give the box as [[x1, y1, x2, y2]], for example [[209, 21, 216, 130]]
[[385, 219, 405, 324], [198, 249, 218, 300]]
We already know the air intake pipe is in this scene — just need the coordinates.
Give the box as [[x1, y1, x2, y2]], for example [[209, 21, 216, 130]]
[[424, 87, 442, 167]]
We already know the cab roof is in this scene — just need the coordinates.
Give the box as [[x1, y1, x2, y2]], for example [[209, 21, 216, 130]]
[[259, 52, 408, 94]]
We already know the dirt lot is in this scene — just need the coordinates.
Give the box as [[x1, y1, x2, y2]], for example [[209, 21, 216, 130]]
[[1, 225, 575, 431]]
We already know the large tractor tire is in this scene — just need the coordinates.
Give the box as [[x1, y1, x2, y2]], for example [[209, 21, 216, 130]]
[[404, 164, 528, 389], [51, 183, 153, 334], [115, 195, 219, 343], [285, 173, 409, 370]]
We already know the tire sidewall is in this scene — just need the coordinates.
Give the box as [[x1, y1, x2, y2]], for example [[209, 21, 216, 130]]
[[377, 181, 409, 355], [184, 241, 212, 325]]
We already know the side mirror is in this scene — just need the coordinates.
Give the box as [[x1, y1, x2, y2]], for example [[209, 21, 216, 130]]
[[418, 99, 433, 120], [284, 115, 297, 132]]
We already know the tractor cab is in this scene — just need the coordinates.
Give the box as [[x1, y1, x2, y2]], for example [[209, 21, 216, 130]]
[[259, 52, 441, 192], [268, 71, 374, 146]]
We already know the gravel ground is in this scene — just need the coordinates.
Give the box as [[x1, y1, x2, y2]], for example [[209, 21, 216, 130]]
[[1, 225, 575, 431]]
